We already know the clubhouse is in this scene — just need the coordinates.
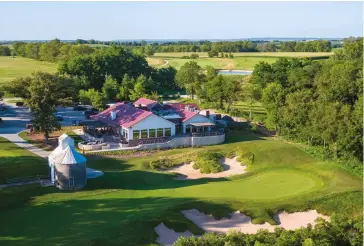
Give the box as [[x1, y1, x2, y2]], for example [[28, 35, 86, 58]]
[[85, 98, 225, 149]]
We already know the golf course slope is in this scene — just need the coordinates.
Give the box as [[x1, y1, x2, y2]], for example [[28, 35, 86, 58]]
[[0, 130, 362, 246]]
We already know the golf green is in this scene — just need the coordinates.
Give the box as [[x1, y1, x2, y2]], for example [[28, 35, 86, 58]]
[[159, 170, 322, 200]]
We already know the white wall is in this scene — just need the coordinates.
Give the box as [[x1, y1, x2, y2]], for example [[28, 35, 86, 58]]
[[182, 114, 213, 133], [127, 114, 176, 140]]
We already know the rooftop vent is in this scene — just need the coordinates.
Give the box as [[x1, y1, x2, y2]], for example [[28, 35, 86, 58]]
[[110, 110, 116, 120]]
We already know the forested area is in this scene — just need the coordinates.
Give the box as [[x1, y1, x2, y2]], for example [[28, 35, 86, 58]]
[[250, 37, 363, 166], [7, 39, 334, 61]]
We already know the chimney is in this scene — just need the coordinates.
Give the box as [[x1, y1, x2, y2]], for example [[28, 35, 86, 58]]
[[206, 110, 210, 119], [110, 110, 116, 120]]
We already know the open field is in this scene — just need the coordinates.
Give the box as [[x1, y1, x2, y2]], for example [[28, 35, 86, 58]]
[[148, 57, 277, 70], [0, 57, 57, 84], [0, 129, 362, 245], [153, 52, 334, 58]]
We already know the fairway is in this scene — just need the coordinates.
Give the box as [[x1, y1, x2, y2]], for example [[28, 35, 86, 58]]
[[0, 132, 361, 246], [153, 52, 334, 58], [148, 57, 277, 70], [0, 57, 57, 84]]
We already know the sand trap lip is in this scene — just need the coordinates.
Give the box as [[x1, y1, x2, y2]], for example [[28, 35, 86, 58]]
[[163, 157, 246, 180], [182, 208, 330, 234], [154, 222, 197, 246], [155, 209, 329, 245]]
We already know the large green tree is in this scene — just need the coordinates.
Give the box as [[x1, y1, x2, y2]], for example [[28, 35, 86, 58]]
[[176, 61, 204, 99], [25, 72, 73, 142], [102, 75, 119, 101]]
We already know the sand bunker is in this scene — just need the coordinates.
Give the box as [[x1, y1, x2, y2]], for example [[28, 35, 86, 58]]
[[164, 157, 246, 180], [155, 209, 329, 245], [154, 222, 196, 246], [274, 210, 330, 230], [182, 209, 330, 234]]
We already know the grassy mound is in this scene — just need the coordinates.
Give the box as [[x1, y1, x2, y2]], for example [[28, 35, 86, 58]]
[[192, 151, 224, 174]]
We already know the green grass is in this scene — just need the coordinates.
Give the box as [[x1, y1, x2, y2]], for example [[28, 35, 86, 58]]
[[149, 51, 333, 70], [150, 57, 277, 70], [0, 56, 57, 84], [0, 131, 362, 245], [0, 137, 48, 184], [153, 52, 334, 58]]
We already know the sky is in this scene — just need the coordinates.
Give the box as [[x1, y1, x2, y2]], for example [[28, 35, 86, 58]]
[[0, 1, 362, 40]]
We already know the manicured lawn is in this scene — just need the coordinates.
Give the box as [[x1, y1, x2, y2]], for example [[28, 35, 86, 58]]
[[0, 137, 48, 184], [0, 131, 362, 245], [0, 56, 57, 84]]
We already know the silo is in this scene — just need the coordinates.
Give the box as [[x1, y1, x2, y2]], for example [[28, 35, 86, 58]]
[[58, 133, 75, 148], [53, 145, 87, 190], [48, 134, 75, 184]]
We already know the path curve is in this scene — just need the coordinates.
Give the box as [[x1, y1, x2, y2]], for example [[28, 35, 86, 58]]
[[161, 60, 169, 67]]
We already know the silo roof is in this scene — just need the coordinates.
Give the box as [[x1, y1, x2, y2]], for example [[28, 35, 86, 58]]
[[52, 145, 86, 165]]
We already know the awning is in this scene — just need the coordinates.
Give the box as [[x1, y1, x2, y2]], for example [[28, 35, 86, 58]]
[[189, 122, 215, 127]]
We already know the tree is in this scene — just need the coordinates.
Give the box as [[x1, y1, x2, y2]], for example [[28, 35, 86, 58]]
[[117, 75, 135, 101], [207, 50, 218, 58], [262, 82, 285, 133], [129, 75, 148, 101], [0, 46, 11, 56], [250, 61, 274, 88], [242, 83, 262, 121], [25, 72, 73, 142], [205, 65, 217, 81], [79, 88, 106, 110], [102, 75, 119, 101], [175, 61, 203, 99]]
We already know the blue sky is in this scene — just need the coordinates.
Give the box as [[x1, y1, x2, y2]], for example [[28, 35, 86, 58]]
[[0, 1, 362, 40]]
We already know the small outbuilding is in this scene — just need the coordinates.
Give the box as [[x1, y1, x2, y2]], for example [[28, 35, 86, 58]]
[[52, 145, 87, 190]]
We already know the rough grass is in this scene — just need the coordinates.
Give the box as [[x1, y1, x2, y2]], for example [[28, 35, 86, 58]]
[[0, 56, 57, 84], [0, 131, 361, 246]]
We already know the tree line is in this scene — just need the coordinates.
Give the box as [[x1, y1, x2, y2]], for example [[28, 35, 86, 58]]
[[250, 37, 363, 164], [6, 39, 336, 61]]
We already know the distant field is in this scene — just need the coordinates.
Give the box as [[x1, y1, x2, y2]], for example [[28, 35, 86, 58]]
[[148, 57, 277, 70], [0, 56, 57, 84], [153, 51, 334, 58]]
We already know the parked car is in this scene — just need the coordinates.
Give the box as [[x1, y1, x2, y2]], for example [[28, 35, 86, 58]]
[[73, 105, 88, 111], [54, 114, 64, 121], [84, 109, 99, 119]]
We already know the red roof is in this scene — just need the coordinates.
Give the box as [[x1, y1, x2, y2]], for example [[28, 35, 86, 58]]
[[134, 98, 157, 108], [164, 103, 199, 122], [91, 102, 152, 128]]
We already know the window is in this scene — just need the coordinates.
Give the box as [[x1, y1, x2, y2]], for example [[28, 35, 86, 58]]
[[149, 129, 156, 138], [164, 128, 171, 137], [133, 130, 140, 139], [141, 129, 148, 139], [157, 128, 164, 137]]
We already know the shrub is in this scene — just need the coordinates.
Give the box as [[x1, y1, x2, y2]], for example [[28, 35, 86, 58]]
[[236, 148, 254, 166], [192, 151, 224, 174], [150, 157, 178, 169]]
